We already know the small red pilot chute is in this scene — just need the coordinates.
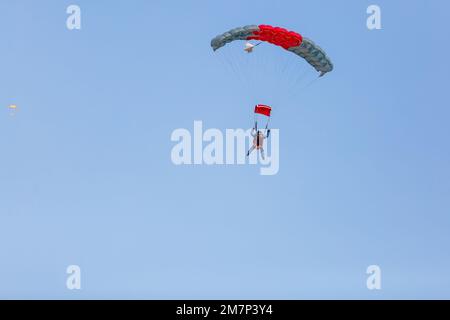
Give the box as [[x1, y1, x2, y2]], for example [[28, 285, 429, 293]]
[[254, 104, 271, 117]]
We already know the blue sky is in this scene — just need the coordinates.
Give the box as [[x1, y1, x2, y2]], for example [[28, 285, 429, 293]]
[[0, 0, 449, 299]]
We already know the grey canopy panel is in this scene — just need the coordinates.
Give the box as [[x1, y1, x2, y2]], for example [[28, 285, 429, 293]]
[[288, 38, 333, 75], [211, 25, 260, 51]]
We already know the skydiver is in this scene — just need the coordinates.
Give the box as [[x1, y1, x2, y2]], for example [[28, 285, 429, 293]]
[[247, 126, 268, 160], [244, 42, 262, 53]]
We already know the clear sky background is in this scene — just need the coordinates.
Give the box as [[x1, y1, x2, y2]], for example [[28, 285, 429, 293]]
[[1, 0, 449, 299]]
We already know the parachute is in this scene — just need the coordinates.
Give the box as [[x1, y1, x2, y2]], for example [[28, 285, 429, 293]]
[[211, 24, 333, 76], [8, 104, 18, 116]]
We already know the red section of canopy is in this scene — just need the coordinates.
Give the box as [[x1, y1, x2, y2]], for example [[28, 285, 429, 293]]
[[254, 104, 272, 117], [247, 25, 303, 50]]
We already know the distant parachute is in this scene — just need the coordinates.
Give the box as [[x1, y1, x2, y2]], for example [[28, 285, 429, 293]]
[[211, 24, 333, 76], [8, 104, 18, 116]]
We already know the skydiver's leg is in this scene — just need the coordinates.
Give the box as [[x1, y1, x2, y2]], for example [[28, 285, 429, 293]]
[[247, 145, 255, 157], [260, 148, 265, 160]]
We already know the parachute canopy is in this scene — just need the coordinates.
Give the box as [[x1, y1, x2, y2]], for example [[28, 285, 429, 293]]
[[211, 24, 333, 76], [255, 104, 271, 117]]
